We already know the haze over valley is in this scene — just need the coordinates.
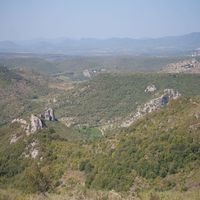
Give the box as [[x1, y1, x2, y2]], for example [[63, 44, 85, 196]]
[[0, 1, 200, 200]]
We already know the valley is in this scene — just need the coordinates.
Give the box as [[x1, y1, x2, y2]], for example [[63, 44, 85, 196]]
[[0, 54, 200, 200], [1, 1, 200, 199]]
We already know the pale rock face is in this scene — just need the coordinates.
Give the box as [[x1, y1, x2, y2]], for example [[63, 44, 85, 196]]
[[12, 118, 27, 125], [30, 114, 43, 133], [44, 108, 55, 121], [164, 88, 181, 99], [121, 88, 181, 127], [11, 115, 44, 135], [145, 84, 157, 93]]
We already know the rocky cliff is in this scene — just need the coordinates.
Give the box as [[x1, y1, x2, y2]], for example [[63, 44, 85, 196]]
[[44, 108, 56, 121], [30, 114, 44, 134], [121, 88, 181, 127]]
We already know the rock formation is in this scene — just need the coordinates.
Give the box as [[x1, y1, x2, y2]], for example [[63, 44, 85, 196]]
[[163, 88, 181, 99], [145, 84, 157, 93], [30, 114, 44, 133], [11, 115, 45, 135], [121, 88, 181, 127], [44, 108, 55, 121], [11, 108, 56, 136]]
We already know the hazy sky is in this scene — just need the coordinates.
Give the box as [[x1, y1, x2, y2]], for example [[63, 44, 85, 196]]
[[0, 0, 200, 40]]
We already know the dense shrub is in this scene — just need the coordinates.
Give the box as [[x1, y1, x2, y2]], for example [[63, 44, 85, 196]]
[[20, 163, 52, 193], [84, 98, 200, 191]]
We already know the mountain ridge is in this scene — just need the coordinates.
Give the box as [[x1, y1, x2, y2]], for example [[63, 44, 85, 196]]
[[0, 32, 200, 56]]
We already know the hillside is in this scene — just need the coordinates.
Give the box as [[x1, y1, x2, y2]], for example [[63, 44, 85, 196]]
[[85, 97, 200, 193], [0, 66, 51, 125], [0, 53, 187, 79], [163, 57, 200, 73], [54, 73, 200, 127], [0, 65, 200, 199], [0, 96, 200, 200]]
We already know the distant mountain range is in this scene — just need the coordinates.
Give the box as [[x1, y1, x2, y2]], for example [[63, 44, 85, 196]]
[[0, 32, 200, 56]]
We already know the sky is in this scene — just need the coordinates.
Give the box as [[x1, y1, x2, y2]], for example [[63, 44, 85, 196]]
[[0, 0, 200, 41]]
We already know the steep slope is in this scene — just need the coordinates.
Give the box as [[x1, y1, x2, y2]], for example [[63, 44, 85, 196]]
[[83, 96, 200, 195], [0, 66, 50, 125], [0, 96, 200, 200]]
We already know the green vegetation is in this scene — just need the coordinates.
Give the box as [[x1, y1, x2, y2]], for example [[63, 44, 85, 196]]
[[75, 126, 102, 140], [0, 96, 200, 199], [0, 56, 58, 74], [0, 53, 188, 77], [55, 73, 200, 126], [83, 97, 200, 192], [0, 65, 52, 125], [1, 59, 200, 199]]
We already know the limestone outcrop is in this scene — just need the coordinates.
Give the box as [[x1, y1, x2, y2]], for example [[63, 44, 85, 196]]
[[11, 108, 56, 136], [11, 115, 44, 135], [145, 84, 157, 93], [44, 108, 55, 121], [30, 114, 44, 133], [121, 88, 181, 127]]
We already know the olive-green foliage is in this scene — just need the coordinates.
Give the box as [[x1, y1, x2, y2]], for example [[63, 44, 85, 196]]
[[55, 55, 186, 74], [75, 126, 102, 141], [56, 73, 200, 126], [79, 160, 94, 174], [0, 54, 187, 77], [1, 97, 200, 195], [0, 57, 58, 74], [20, 163, 52, 193], [0, 65, 22, 85], [44, 121, 102, 142], [0, 65, 51, 125], [0, 124, 29, 181], [0, 140, 28, 178], [85, 97, 200, 191]]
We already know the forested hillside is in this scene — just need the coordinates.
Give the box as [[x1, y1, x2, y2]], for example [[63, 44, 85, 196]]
[[54, 73, 200, 127], [0, 66, 50, 125], [0, 96, 200, 200]]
